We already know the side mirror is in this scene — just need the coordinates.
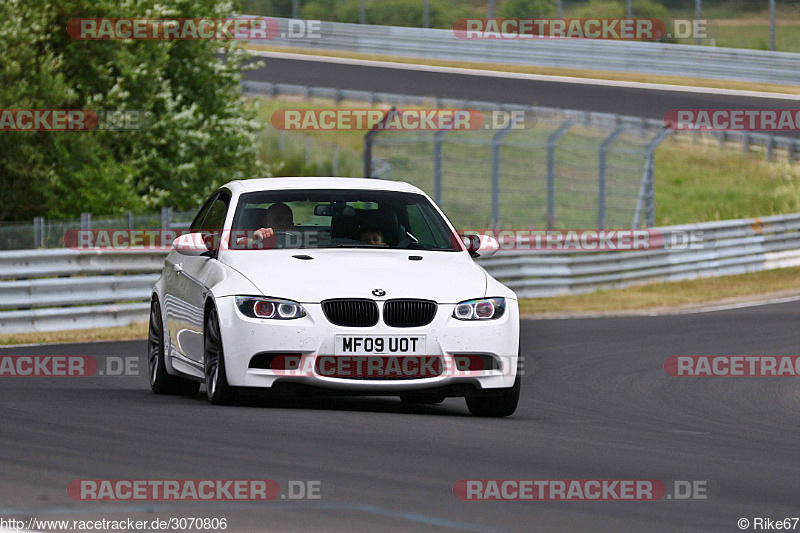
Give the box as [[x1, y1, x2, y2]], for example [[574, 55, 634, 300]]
[[462, 234, 499, 259], [172, 233, 211, 256]]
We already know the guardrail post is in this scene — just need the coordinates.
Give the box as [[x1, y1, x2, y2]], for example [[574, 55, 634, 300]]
[[80, 212, 91, 231], [598, 126, 625, 230], [491, 123, 515, 231], [766, 136, 774, 162], [547, 119, 577, 230], [433, 129, 450, 206], [33, 216, 45, 249], [332, 143, 339, 176], [790, 141, 798, 164], [742, 132, 750, 153], [161, 207, 171, 230]]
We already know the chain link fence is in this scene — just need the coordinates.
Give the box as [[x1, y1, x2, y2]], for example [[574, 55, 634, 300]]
[[0, 209, 197, 251], [366, 106, 671, 230]]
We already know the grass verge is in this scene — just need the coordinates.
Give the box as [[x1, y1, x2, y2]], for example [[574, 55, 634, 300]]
[[0, 322, 148, 347], [518, 266, 800, 316]]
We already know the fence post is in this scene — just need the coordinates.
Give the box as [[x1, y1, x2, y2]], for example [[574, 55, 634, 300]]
[[127, 211, 134, 232], [292, 0, 299, 19], [790, 140, 798, 164], [433, 129, 450, 206], [80, 212, 92, 231], [363, 107, 395, 178], [33, 216, 44, 249], [279, 130, 286, 155], [332, 143, 339, 176], [633, 128, 671, 229], [547, 119, 577, 230], [695, 0, 702, 46], [491, 123, 515, 231], [161, 207, 171, 230], [305, 135, 311, 167], [598, 126, 625, 230], [742, 132, 750, 153]]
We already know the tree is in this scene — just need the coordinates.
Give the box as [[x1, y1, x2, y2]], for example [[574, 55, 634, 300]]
[[0, 0, 266, 220]]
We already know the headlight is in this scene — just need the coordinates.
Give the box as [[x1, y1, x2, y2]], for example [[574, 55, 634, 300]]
[[236, 297, 306, 320], [452, 298, 505, 321]]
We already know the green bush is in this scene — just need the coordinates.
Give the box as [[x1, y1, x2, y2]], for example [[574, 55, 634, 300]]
[[0, 0, 267, 220]]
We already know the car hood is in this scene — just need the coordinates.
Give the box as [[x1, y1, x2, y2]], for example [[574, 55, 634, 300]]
[[221, 249, 488, 303]]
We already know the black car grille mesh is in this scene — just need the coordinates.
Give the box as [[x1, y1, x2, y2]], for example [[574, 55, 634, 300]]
[[322, 299, 379, 327], [383, 299, 437, 328]]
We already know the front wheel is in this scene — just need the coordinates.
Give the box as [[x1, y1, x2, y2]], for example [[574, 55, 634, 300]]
[[465, 375, 520, 417], [204, 307, 237, 405], [148, 298, 200, 396]]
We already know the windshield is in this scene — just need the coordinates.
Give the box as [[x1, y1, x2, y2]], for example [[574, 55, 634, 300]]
[[229, 188, 461, 251]]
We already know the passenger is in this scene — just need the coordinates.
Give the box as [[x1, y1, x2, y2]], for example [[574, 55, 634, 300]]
[[359, 227, 387, 246]]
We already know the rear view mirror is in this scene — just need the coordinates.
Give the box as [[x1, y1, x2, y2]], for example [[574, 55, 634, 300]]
[[314, 204, 332, 216], [462, 234, 499, 259], [314, 204, 355, 216]]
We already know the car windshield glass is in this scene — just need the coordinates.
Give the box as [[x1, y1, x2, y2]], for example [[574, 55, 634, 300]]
[[230, 189, 460, 251]]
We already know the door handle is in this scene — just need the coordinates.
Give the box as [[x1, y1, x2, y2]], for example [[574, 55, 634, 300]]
[[173, 263, 183, 273]]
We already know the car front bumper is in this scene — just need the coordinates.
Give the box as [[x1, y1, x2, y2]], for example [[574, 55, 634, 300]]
[[216, 296, 520, 394]]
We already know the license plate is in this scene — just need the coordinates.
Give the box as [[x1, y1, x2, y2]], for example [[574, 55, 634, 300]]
[[335, 335, 426, 356]]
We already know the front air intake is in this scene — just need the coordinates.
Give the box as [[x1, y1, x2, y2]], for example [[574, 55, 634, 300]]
[[322, 299, 379, 327], [383, 299, 437, 328]]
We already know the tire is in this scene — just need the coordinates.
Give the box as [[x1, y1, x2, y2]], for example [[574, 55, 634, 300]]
[[204, 307, 237, 405], [148, 298, 200, 396], [465, 374, 521, 418], [400, 392, 445, 405]]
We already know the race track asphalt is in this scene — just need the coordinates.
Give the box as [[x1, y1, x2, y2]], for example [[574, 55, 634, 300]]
[[1, 300, 798, 532], [245, 54, 800, 136]]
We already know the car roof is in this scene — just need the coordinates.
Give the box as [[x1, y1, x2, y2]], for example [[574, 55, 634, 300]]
[[224, 177, 424, 195]]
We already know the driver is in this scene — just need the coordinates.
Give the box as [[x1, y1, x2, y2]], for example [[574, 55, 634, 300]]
[[253, 202, 294, 240], [237, 203, 294, 248]]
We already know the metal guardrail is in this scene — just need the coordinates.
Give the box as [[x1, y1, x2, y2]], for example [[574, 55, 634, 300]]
[[2, 214, 800, 333], [252, 18, 800, 85], [480, 213, 800, 298]]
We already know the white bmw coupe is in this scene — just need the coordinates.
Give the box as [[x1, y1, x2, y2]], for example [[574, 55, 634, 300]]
[[149, 178, 521, 416]]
